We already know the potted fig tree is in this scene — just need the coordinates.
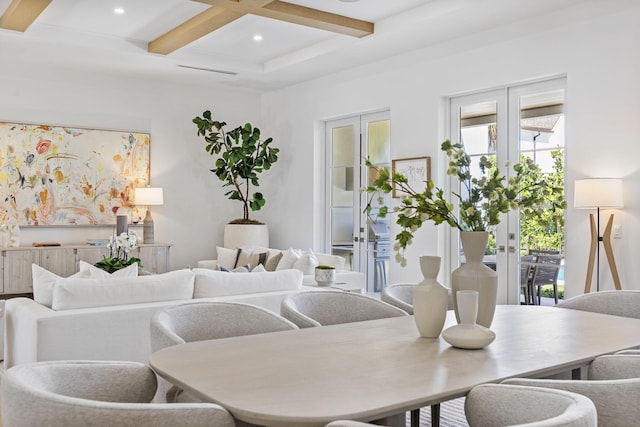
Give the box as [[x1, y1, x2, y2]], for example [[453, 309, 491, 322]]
[[193, 110, 279, 247]]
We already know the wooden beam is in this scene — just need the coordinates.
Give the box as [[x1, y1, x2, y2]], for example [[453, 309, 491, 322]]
[[258, 1, 373, 38], [148, 6, 245, 55], [0, 0, 52, 32], [196, 0, 373, 37]]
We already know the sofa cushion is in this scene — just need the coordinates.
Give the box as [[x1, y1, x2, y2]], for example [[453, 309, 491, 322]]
[[314, 252, 346, 271], [192, 268, 302, 298], [32, 262, 139, 308], [276, 248, 302, 271], [293, 252, 319, 275], [50, 269, 195, 311]]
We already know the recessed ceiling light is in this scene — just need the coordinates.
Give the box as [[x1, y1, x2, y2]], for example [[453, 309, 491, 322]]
[[114, 7, 125, 15], [253, 34, 263, 42]]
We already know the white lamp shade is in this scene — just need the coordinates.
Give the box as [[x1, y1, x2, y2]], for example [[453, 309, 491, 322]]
[[574, 178, 623, 209], [135, 187, 164, 206]]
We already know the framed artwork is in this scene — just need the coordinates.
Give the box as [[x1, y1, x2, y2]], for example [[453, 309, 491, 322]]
[[0, 122, 150, 226], [392, 156, 431, 198]]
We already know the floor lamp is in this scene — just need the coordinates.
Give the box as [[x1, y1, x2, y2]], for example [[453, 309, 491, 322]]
[[134, 187, 164, 244], [574, 178, 623, 293]]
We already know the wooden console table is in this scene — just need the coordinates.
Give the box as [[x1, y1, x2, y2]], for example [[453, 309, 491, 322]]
[[0, 243, 172, 296]]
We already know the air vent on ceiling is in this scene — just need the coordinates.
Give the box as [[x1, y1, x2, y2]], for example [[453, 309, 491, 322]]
[[177, 65, 238, 76]]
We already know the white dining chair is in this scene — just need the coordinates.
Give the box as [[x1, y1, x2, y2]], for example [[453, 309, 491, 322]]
[[151, 301, 298, 401], [280, 290, 408, 328], [380, 283, 416, 314], [556, 290, 640, 319], [0, 360, 236, 427], [465, 383, 596, 426], [503, 353, 640, 426]]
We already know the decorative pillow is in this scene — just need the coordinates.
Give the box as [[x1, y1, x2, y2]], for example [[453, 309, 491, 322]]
[[314, 251, 346, 271], [51, 269, 195, 311], [219, 264, 250, 273], [32, 264, 91, 308], [293, 252, 319, 275], [276, 248, 302, 271], [252, 264, 266, 273], [264, 252, 283, 271], [78, 260, 139, 278], [216, 246, 238, 270], [234, 248, 268, 269], [193, 268, 302, 298]]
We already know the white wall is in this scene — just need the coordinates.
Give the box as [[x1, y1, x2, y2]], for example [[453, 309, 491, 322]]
[[0, 63, 262, 270], [261, 1, 640, 297]]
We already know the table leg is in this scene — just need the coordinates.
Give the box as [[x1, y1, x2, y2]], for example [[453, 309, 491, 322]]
[[431, 403, 440, 427]]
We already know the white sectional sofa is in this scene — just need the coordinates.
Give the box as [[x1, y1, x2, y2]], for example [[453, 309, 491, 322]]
[[197, 246, 365, 289], [4, 267, 315, 368]]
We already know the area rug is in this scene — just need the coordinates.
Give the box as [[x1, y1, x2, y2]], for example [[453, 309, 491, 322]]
[[405, 398, 468, 427]]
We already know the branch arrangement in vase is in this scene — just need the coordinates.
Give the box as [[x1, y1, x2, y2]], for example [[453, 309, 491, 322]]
[[365, 140, 554, 265], [193, 110, 279, 224]]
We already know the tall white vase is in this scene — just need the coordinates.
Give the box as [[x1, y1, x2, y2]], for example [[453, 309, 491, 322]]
[[413, 256, 449, 338], [451, 231, 498, 328]]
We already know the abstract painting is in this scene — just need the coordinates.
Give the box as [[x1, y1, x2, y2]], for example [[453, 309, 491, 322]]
[[391, 156, 431, 198], [0, 122, 149, 226]]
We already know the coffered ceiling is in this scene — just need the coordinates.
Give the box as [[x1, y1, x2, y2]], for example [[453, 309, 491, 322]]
[[0, 0, 595, 90]]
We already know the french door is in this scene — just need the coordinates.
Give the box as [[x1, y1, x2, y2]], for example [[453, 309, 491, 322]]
[[326, 111, 391, 293], [448, 78, 565, 305]]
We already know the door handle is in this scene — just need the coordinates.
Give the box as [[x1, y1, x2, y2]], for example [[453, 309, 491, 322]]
[[509, 246, 516, 253], [498, 245, 505, 253]]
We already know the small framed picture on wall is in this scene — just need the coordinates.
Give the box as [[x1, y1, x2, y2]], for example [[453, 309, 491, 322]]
[[391, 156, 431, 198]]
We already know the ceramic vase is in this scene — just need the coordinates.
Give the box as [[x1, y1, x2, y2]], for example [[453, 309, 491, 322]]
[[442, 290, 496, 349], [315, 266, 336, 287], [413, 256, 449, 338], [451, 231, 498, 328]]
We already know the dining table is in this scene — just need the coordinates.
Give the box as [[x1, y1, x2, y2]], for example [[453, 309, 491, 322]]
[[149, 305, 640, 427]]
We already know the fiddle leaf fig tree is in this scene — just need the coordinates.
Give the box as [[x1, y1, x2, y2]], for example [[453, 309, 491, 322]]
[[193, 110, 279, 224]]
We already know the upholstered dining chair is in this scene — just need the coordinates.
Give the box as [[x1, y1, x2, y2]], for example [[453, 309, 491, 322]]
[[465, 383, 597, 427], [381, 283, 454, 315], [556, 290, 640, 319], [503, 352, 640, 426], [280, 290, 408, 328], [151, 301, 298, 401], [0, 360, 236, 427]]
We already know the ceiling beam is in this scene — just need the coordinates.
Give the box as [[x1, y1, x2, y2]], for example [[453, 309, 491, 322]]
[[0, 0, 52, 32], [256, 1, 373, 38], [149, 6, 245, 55], [151, 0, 374, 55]]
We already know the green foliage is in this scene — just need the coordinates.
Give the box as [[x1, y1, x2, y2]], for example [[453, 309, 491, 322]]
[[366, 140, 551, 265], [94, 256, 142, 274], [519, 150, 566, 252], [193, 110, 279, 223]]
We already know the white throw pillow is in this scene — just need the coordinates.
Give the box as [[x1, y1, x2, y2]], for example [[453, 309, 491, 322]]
[[193, 268, 302, 298], [78, 260, 139, 278], [293, 252, 319, 275], [252, 264, 266, 273], [32, 265, 91, 308], [51, 269, 195, 311], [314, 251, 346, 271], [276, 248, 302, 271], [216, 246, 238, 270]]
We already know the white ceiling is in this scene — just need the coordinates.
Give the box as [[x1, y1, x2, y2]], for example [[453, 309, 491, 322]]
[[0, 0, 593, 90]]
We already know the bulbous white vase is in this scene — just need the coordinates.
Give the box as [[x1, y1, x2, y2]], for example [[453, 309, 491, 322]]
[[442, 290, 495, 349], [451, 231, 498, 328], [413, 256, 449, 339]]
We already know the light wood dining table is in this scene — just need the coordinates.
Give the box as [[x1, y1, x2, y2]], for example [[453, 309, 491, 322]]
[[149, 305, 640, 427]]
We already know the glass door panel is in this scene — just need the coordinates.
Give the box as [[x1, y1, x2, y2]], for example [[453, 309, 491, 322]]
[[327, 112, 390, 292]]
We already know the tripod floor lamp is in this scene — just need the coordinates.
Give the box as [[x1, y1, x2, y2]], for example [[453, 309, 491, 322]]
[[574, 178, 623, 293]]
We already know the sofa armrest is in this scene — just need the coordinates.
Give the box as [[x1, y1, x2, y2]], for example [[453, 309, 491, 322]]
[[5, 298, 53, 367], [197, 260, 218, 270]]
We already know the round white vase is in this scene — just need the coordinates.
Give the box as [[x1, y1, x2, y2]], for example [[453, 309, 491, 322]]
[[451, 231, 498, 328], [413, 256, 449, 339], [315, 267, 336, 287], [442, 290, 495, 349]]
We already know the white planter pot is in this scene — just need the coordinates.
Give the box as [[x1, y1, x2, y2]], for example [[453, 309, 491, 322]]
[[223, 224, 269, 249], [314, 267, 336, 286]]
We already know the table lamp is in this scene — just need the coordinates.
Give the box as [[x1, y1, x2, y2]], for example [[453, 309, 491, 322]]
[[574, 178, 623, 293], [134, 187, 164, 244]]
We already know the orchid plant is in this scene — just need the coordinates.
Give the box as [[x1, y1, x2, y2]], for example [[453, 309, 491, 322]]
[[365, 140, 548, 265], [94, 231, 142, 273]]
